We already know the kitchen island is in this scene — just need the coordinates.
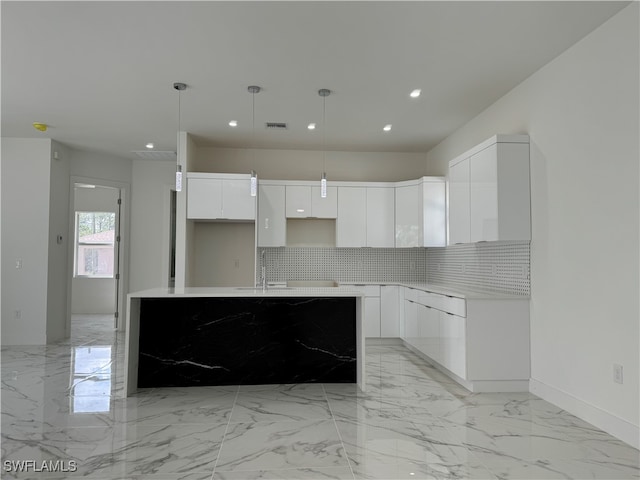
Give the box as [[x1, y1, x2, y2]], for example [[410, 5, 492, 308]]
[[124, 287, 365, 395]]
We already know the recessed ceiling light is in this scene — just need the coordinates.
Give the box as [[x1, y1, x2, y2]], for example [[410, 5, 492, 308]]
[[229, 120, 238, 127], [410, 89, 421, 98], [383, 124, 392, 132], [145, 142, 154, 149], [308, 123, 316, 130]]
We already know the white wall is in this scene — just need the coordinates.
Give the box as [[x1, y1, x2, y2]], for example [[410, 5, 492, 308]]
[[46, 141, 71, 342], [195, 147, 429, 182], [71, 185, 119, 314], [1, 138, 52, 345], [192, 223, 256, 287], [426, 4, 639, 447], [70, 149, 131, 184], [129, 160, 175, 292]]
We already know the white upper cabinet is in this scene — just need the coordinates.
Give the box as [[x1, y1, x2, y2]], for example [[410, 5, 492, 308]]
[[448, 135, 530, 244], [448, 158, 471, 244], [395, 178, 446, 248], [285, 185, 311, 218], [422, 178, 446, 247], [286, 185, 337, 218], [337, 187, 366, 247], [311, 186, 338, 218], [187, 173, 256, 220], [395, 182, 422, 248], [336, 186, 395, 248], [367, 187, 395, 247], [470, 142, 530, 242], [257, 184, 286, 247]]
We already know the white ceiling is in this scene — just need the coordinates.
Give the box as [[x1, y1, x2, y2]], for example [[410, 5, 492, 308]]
[[1, 1, 629, 160]]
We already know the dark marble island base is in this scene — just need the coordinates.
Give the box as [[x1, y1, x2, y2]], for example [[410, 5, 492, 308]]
[[138, 297, 356, 387], [125, 288, 365, 395]]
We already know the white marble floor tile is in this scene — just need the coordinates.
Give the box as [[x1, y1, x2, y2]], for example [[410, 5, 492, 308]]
[[229, 390, 332, 423], [124, 387, 237, 426], [350, 459, 496, 479], [334, 413, 466, 469], [118, 423, 226, 476], [2, 315, 639, 480], [213, 466, 355, 479], [214, 419, 349, 472]]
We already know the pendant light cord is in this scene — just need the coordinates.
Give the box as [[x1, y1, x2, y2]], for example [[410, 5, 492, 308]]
[[322, 93, 326, 174]]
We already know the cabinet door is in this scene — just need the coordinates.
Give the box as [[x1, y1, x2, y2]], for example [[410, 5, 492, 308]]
[[470, 144, 498, 242], [367, 187, 395, 247], [380, 285, 399, 337], [403, 300, 418, 348], [222, 178, 256, 220], [422, 180, 446, 247], [285, 186, 311, 218], [258, 185, 286, 247], [337, 187, 366, 247], [448, 158, 470, 244], [364, 296, 381, 338], [311, 186, 338, 218], [419, 305, 441, 363], [187, 178, 223, 219], [440, 311, 466, 379], [395, 184, 422, 247]]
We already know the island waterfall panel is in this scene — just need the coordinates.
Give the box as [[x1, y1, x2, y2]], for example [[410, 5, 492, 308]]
[[137, 297, 357, 387]]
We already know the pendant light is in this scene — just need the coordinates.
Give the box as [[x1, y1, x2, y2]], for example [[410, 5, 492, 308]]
[[248, 85, 261, 196], [319, 88, 330, 198], [173, 82, 187, 192]]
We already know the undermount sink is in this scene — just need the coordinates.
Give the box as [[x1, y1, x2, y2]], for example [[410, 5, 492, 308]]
[[286, 280, 339, 288]]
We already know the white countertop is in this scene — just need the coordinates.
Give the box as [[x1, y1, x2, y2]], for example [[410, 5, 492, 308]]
[[398, 283, 528, 300], [335, 282, 528, 300], [129, 284, 528, 301], [128, 286, 365, 298]]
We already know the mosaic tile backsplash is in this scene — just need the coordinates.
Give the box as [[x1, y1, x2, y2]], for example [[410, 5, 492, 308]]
[[257, 241, 530, 296], [426, 241, 530, 295], [258, 248, 427, 284]]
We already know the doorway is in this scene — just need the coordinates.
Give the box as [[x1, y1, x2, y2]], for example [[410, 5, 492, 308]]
[[70, 183, 122, 331]]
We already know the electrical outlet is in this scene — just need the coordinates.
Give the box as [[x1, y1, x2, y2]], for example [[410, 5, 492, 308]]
[[15, 259, 22, 269], [613, 364, 623, 384], [14, 310, 21, 320], [234, 259, 240, 269]]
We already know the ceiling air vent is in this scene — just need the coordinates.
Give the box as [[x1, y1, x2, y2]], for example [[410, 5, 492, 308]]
[[265, 122, 288, 130], [131, 151, 177, 161]]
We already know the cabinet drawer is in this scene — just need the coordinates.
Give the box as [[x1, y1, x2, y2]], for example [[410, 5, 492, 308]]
[[416, 291, 466, 317], [364, 285, 380, 297], [403, 287, 418, 302]]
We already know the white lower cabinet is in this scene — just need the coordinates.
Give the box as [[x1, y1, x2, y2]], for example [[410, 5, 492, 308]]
[[380, 285, 400, 337], [439, 311, 466, 379], [403, 300, 418, 347], [419, 305, 441, 364], [401, 286, 529, 392]]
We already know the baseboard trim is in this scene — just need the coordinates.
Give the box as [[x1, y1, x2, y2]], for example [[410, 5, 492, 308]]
[[530, 378, 639, 449]]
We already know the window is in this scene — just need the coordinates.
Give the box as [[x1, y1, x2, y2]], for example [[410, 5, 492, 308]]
[[75, 212, 116, 277]]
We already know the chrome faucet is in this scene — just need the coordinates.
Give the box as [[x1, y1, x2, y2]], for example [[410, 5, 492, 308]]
[[260, 249, 267, 290]]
